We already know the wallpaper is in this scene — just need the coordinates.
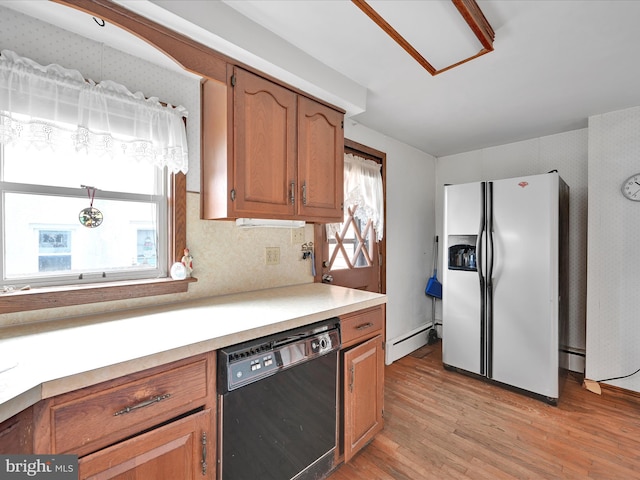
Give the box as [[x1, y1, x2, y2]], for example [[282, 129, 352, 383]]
[[586, 105, 640, 393]]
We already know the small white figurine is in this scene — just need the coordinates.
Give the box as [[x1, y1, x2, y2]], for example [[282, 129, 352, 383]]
[[181, 248, 193, 277]]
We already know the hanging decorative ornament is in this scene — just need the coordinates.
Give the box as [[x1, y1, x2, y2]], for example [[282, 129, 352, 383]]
[[79, 185, 103, 228]]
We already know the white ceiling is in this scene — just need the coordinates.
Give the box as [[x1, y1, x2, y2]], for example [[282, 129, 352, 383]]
[[4, 0, 640, 158]]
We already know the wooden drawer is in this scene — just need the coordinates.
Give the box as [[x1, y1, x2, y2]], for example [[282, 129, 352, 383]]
[[341, 306, 384, 348], [51, 355, 211, 456]]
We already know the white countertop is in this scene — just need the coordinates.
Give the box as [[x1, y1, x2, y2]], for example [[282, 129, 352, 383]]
[[0, 283, 386, 423]]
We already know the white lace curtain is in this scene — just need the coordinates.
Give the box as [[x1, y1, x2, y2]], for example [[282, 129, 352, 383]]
[[0, 50, 189, 173], [327, 153, 384, 242]]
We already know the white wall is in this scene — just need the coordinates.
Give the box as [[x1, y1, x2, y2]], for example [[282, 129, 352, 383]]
[[586, 105, 640, 392], [436, 129, 589, 372], [344, 121, 437, 364]]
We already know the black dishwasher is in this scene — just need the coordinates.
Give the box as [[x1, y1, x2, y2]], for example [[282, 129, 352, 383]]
[[217, 318, 341, 480]]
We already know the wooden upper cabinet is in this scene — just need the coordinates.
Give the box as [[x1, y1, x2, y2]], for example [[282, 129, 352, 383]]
[[297, 96, 344, 221], [201, 66, 344, 222], [233, 68, 297, 217]]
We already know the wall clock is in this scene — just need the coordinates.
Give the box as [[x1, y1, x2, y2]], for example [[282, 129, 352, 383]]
[[621, 173, 640, 201]]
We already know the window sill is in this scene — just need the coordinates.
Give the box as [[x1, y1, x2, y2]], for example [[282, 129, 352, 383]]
[[0, 277, 198, 315]]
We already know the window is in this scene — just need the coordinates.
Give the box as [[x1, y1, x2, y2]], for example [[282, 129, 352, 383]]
[[1, 136, 167, 286], [0, 50, 189, 303]]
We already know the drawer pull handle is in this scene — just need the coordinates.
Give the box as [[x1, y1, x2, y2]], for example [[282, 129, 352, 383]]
[[355, 322, 374, 331], [113, 393, 171, 416]]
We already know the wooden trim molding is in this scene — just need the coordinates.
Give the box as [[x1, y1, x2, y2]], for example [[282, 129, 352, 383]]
[[170, 172, 188, 265], [351, 0, 494, 76], [0, 278, 197, 315], [52, 0, 229, 81], [453, 0, 495, 51], [599, 381, 640, 400], [52, 0, 346, 114]]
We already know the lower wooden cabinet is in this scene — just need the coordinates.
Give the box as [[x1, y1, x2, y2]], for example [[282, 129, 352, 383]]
[[79, 409, 212, 480], [0, 352, 216, 480], [339, 306, 385, 463], [342, 335, 384, 462], [1, 308, 387, 475]]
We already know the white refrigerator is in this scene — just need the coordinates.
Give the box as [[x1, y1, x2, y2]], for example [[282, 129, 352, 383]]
[[442, 172, 569, 403]]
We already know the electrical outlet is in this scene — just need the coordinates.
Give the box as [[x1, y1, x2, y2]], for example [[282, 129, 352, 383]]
[[291, 227, 305, 244], [265, 247, 280, 265]]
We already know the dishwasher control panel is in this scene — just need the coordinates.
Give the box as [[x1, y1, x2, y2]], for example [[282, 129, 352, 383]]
[[228, 352, 280, 388], [218, 318, 340, 393]]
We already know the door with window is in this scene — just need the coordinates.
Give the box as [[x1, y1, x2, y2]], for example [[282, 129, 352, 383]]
[[314, 139, 385, 293]]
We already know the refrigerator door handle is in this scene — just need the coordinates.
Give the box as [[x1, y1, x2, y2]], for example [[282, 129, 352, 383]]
[[486, 181, 494, 379], [478, 182, 487, 376]]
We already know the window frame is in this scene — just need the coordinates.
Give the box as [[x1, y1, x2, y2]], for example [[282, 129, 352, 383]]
[[0, 170, 168, 287], [0, 171, 191, 314]]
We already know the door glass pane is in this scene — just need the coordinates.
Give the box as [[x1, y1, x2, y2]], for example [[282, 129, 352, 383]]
[[328, 208, 374, 271]]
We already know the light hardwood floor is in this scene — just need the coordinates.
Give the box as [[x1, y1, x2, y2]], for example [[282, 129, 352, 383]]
[[328, 341, 640, 480]]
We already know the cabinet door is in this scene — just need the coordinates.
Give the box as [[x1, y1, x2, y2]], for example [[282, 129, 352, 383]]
[[233, 68, 297, 217], [297, 96, 344, 222], [343, 335, 384, 462], [78, 409, 212, 480]]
